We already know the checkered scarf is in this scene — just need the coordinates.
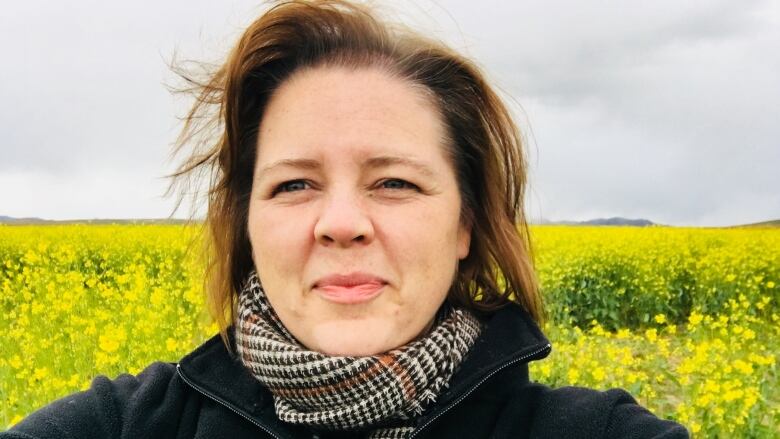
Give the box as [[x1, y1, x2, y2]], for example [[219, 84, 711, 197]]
[[235, 270, 482, 438]]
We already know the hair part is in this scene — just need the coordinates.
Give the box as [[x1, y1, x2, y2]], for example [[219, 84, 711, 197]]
[[170, 0, 544, 345]]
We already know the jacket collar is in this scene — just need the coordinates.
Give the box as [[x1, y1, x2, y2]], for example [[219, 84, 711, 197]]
[[177, 305, 551, 435]]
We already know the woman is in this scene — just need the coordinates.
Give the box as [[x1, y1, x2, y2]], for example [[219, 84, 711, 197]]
[[4, 1, 687, 438]]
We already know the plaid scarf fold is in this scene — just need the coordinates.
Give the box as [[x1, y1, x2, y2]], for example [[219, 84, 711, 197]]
[[235, 270, 482, 438]]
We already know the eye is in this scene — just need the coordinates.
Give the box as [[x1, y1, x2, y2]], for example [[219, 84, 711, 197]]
[[272, 179, 310, 195], [378, 179, 419, 191]]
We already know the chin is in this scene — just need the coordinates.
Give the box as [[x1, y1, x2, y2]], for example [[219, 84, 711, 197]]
[[306, 318, 408, 357]]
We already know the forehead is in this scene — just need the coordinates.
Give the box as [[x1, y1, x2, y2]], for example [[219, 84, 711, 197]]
[[255, 66, 449, 165]]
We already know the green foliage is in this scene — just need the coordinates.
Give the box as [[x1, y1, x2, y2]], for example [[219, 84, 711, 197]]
[[532, 226, 779, 330]]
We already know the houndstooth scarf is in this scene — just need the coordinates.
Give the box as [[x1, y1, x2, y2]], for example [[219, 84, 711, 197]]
[[235, 270, 482, 439]]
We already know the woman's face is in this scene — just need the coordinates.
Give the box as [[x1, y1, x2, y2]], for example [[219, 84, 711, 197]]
[[247, 66, 470, 356]]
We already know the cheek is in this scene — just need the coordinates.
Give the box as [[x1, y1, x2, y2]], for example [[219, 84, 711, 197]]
[[248, 205, 312, 279], [374, 209, 428, 268], [376, 207, 460, 285]]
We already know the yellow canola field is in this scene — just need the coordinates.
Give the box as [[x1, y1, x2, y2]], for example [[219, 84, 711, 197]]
[[1, 224, 778, 437], [530, 226, 779, 437]]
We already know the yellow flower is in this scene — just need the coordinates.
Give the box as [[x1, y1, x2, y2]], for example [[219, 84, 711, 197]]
[[703, 379, 720, 393], [688, 311, 703, 326], [644, 328, 658, 343], [8, 414, 24, 429], [9, 355, 23, 370], [68, 374, 81, 387], [567, 368, 580, 384], [724, 389, 744, 402], [98, 327, 127, 353], [654, 314, 666, 324], [535, 362, 552, 379], [732, 360, 753, 375], [695, 394, 712, 408]]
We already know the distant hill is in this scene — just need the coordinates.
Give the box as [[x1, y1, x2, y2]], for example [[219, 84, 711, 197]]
[[0, 216, 191, 225], [728, 219, 780, 228], [0, 215, 51, 224], [533, 217, 656, 227]]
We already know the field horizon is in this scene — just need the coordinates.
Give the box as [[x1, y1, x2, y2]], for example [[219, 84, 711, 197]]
[[2, 215, 779, 229]]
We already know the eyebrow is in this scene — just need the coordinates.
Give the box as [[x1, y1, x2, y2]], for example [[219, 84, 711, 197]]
[[257, 158, 320, 176], [257, 155, 436, 178], [364, 155, 436, 177]]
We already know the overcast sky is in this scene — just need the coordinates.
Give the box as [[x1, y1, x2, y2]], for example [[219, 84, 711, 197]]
[[1, 0, 778, 226]]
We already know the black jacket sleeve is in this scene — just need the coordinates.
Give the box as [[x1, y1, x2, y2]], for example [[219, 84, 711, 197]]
[[529, 385, 689, 439], [2, 362, 186, 439]]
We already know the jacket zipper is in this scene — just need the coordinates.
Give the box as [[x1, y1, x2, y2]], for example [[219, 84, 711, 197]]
[[176, 364, 284, 439], [408, 342, 552, 439]]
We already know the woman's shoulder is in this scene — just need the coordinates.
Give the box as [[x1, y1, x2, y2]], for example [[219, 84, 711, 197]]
[[524, 383, 689, 438], [3, 361, 185, 439], [3, 334, 267, 439]]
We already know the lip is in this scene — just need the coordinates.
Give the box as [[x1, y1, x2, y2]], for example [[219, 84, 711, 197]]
[[313, 272, 388, 304]]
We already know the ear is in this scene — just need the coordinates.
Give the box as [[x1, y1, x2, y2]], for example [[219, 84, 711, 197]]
[[456, 220, 472, 260]]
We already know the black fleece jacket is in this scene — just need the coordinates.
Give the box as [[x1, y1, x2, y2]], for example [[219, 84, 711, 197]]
[[3, 306, 688, 438]]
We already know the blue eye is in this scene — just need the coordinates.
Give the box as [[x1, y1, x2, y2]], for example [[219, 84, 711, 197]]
[[380, 179, 418, 190], [273, 180, 309, 195]]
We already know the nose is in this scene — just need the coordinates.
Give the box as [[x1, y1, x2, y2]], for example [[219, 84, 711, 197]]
[[314, 191, 375, 247]]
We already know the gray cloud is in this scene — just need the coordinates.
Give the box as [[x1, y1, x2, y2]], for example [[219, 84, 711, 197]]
[[1, 0, 778, 225], [417, 0, 779, 226]]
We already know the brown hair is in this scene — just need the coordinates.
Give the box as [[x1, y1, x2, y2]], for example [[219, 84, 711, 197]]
[[171, 0, 544, 341]]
